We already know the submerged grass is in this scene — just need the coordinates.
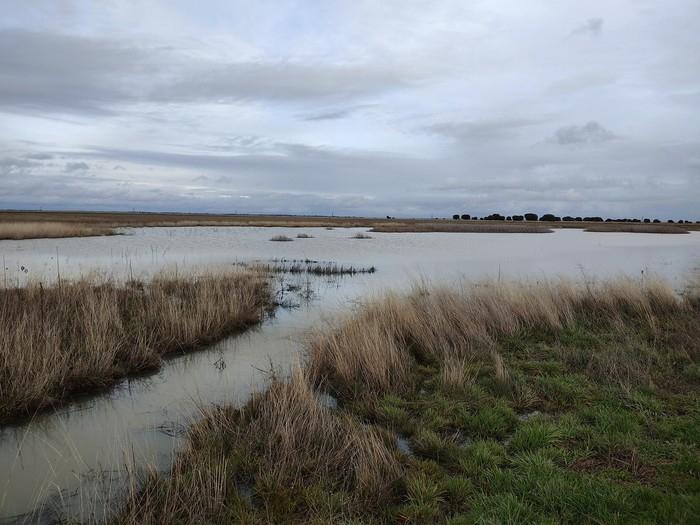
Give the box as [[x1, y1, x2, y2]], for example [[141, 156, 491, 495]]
[[0, 221, 116, 240], [111, 277, 700, 524], [0, 271, 271, 423], [256, 260, 376, 276], [269, 235, 294, 242]]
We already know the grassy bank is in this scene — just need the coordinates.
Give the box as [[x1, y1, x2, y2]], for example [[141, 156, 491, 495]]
[[112, 277, 700, 524], [0, 271, 271, 423], [0, 221, 117, 240], [584, 224, 690, 234]]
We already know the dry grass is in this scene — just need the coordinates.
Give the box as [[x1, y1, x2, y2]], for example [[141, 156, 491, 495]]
[[584, 224, 690, 234], [0, 221, 116, 240], [351, 232, 373, 239], [371, 222, 553, 233], [269, 235, 293, 242], [306, 278, 684, 396], [108, 276, 700, 523], [3, 212, 698, 236], [296, 233, 314, 238], [255, 260, 376, 275], [0, 271, 271, 422], [115, 365, 401, 524]]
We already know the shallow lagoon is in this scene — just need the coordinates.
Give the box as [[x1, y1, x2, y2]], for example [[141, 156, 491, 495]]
[[1, 227, 699, 522]]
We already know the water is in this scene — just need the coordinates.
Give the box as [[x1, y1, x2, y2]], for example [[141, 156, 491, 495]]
[[1, 227, 699, 522]]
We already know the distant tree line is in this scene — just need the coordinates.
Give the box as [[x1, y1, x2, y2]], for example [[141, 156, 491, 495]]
[[451, 213, 699, 224]]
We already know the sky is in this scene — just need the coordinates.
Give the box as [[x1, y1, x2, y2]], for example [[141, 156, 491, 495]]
[[1, 0, 699, 219]]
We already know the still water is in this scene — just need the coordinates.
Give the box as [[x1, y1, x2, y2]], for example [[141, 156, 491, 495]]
[[1, 227, 699, 522]]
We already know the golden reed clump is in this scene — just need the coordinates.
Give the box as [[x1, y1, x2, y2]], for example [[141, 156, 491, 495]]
[[0, 270, 271, 421], [306, 278, 683, 396], [0, 221, 116, 240]]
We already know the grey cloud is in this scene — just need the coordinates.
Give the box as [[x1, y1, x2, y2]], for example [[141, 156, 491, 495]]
[[156, 63, 416, 105], [299, 104, 377, 121], [552, 122, 615, 145], [570, 17, 604, 37], [25, 152, 54, 160], [0, 29, 420, 115], [0, 29, 147, 114], [65, 161, 89, 172], [426, 118, 542, 142]]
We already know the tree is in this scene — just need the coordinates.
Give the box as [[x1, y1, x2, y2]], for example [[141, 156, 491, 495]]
[[461, 214, 471, 220], [524, 213, 538, 221], [453, 214, 460, 220]]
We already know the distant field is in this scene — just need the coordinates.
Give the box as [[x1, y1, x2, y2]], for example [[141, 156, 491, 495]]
[[0, 211, 697, 240]]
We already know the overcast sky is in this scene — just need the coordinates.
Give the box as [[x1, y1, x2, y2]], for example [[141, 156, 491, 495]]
[[1, 1, 699, 218]]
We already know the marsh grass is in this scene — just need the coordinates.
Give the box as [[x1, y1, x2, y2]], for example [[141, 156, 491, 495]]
[[0, 221, 116, 240], [110, 277, 700, 524], [584, 224, 690, 234], [269, 235, 293, 242], [371, 222, 553, 233], [0, 271, 271, 422], [296, 233, 314, 238], [351, 232, 373, 239], [256, 260, 376, 276]]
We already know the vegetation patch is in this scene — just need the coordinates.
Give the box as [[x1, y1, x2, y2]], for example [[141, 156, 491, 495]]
[[0, 221, 116, 240], [255, 259, 376, 276], [0, 271, 271, 422], [269, 235, 294, 242], [111, 277, 700, 524]]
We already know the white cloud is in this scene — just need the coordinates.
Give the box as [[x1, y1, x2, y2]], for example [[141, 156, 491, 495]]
[[1, 1, 699, 219]]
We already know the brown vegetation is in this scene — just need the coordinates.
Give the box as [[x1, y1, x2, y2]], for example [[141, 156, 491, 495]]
[[254, 260, 376, 275], [2, 211, 697, 237], [269, 235, 294, 242], [111, 276, 700, 523], [0, 271, 271, 422], [0, 221, 116, 240], [584, 224, 690, 234], [371, 222, 553, 233], [117, 365, 401, 524]]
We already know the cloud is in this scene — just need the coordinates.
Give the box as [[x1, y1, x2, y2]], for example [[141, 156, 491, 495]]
[[1, 2, 699, 220], [299, 104, 377, 121], [552, 121, 615, 145], [570, 17, 604, 37], [64, 161, 89, 172], [425, 118, 542, 142], [0, 29, 422, 115], [0, 29, 147, 114], [25, 152, 54, 160]]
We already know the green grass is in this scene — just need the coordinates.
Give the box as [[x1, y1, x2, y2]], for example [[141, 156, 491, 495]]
[[111, 280, 700, 524]]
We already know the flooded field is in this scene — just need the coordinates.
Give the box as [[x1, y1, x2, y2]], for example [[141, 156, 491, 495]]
[[1, 227, 699, 522]]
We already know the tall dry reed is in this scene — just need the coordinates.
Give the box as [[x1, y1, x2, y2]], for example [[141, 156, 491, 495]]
[[116, 365, 401, 524], [0, 271, 271, 421], [0, 221, 116, 240], [306, 278, 684, 396]]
